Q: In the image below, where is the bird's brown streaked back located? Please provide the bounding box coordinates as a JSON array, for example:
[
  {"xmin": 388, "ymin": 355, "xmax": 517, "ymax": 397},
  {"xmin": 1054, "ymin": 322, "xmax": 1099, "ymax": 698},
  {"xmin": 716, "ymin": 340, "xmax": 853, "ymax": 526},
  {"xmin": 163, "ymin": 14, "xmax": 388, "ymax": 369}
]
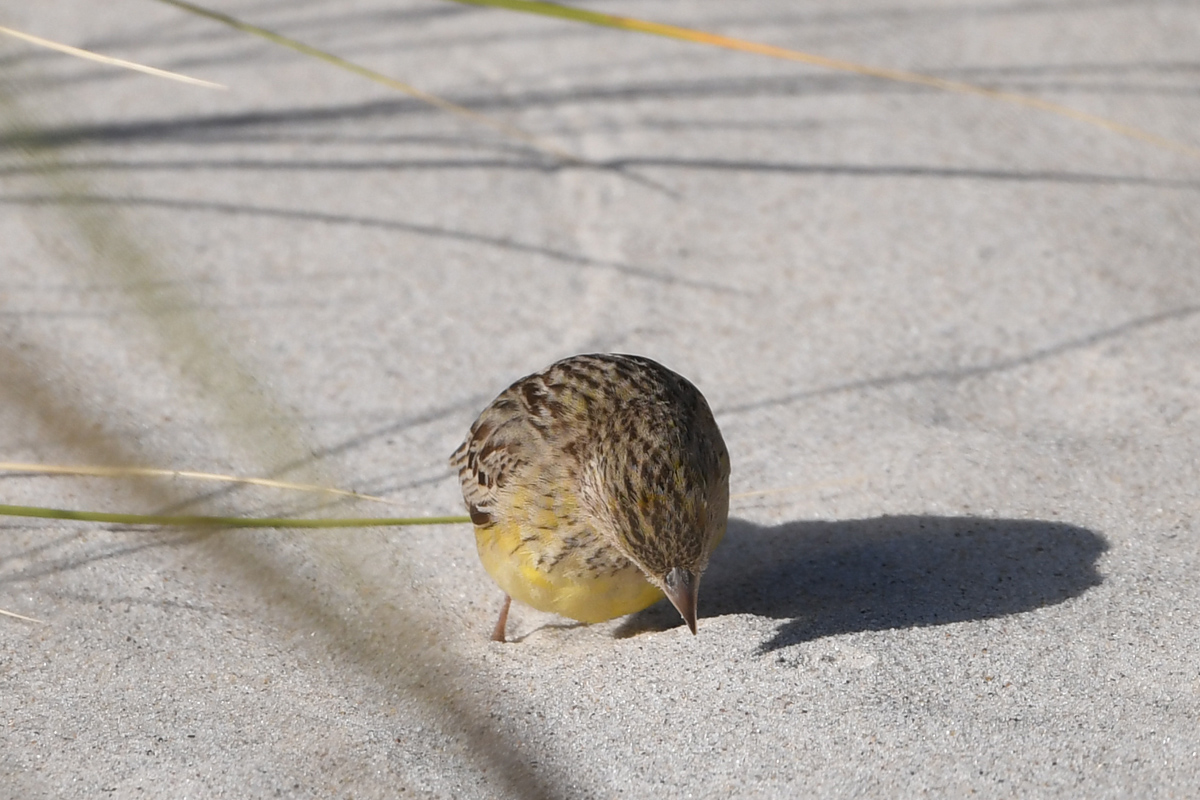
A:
[{"xmin": 452, "ymin": 354, "xmax": 730, "ymax": 641}]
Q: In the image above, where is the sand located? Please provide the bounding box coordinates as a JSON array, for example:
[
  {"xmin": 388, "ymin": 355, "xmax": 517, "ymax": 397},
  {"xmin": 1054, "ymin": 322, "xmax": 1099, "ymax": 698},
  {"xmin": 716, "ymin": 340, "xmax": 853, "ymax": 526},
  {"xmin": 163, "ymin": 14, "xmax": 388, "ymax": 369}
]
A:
[{"xmin": 3, "ymin": 1, "xmax": 1199, "ymax": 797}]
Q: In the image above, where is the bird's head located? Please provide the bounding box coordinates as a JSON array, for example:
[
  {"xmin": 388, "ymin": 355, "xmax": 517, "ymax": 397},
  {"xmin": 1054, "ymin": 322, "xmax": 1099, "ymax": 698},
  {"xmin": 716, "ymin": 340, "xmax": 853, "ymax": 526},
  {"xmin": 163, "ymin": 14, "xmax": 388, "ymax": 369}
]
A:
[{"xmin": 588, "ymin": 435, "xmax": 730, "ymax": 634}]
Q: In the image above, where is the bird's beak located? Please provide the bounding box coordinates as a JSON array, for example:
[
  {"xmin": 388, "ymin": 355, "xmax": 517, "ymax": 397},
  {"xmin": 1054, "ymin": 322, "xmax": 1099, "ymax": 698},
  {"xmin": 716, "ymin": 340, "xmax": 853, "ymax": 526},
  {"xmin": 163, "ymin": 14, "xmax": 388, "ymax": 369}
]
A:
[{"xmin": 663, "ymin": 567, "xmax": 700, "ymax": 634}]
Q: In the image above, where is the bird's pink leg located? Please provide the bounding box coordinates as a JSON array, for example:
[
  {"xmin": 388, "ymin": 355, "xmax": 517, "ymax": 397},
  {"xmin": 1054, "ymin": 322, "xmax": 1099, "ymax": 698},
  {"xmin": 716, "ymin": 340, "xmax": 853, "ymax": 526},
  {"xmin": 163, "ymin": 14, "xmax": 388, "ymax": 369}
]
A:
[{"xmin": 490, "ymin": 594, "xmax": 511, "ymax": 643}]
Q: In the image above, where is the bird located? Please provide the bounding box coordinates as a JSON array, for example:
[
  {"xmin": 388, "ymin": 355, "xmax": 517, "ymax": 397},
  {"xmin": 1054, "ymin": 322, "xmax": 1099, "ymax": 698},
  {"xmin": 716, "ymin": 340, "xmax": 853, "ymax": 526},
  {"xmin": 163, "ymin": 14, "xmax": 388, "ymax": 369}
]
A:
[{"xmin": 451, "ymin": 353, "xmax": 730, "ymax": 642}]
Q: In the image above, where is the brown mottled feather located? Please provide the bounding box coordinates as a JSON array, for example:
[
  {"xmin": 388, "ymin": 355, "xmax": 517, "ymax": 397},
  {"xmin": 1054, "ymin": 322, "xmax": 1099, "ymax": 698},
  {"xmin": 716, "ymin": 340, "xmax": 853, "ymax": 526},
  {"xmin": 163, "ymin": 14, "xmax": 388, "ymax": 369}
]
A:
[{"xmin": 451, "ymin": 353, "xmax": 730, "ymax": 633}]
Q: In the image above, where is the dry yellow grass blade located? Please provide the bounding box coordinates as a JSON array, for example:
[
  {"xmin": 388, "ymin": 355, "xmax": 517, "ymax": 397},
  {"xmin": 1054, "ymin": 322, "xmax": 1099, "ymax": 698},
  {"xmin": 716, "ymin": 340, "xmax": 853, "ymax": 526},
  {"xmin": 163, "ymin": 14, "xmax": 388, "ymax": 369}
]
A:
[
  {"xmin": 0, "ymin": 24, "xmax": 226, "ymax": 89},
  {"xmin": 152, "ymin": 0, "xmax": 581, "ymax": 164},
  {"xmin": 0, "ymin": 461, "xmax": 397, "ymax": 505},
  {"xmin": 449, "ymin": 0, "xmax": 1200, "ymax": 160},
  {"xmin": 0, "ymin": 607, "xmax": 45, "ymax": 624}
]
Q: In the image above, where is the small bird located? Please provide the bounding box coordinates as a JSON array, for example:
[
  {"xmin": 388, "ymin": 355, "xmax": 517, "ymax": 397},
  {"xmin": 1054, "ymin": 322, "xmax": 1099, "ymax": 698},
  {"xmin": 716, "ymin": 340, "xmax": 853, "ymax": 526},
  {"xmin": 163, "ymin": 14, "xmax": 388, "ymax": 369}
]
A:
[{"xmin": 451, "ymin": 353, "xmax": 730, "ymax": 642}]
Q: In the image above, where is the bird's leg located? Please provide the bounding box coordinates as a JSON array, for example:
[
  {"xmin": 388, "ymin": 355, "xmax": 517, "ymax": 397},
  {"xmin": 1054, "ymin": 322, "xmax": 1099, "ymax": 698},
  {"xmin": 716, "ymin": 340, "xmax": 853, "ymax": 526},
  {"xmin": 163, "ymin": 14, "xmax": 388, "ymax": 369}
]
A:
[{"xmin": 490, "ymin": 594, "xmax": 512, "ymax": 643}]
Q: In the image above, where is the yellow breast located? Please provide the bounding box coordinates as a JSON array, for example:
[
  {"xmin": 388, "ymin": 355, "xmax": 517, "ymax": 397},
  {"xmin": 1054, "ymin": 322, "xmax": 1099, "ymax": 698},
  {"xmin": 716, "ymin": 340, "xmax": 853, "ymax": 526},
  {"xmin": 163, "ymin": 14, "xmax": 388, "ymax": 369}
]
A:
[{"xmin": 474, "ymin": 517, "xmax": 664, "ymax": 624}]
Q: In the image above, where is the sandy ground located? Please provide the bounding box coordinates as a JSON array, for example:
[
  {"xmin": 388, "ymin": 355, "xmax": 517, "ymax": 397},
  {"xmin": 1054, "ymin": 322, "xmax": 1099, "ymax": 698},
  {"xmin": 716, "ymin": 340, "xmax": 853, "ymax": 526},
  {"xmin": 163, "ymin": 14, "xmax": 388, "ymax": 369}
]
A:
[{"xmin": 2, "ymin": 1, "xmax": 1199, "ymax": 797}]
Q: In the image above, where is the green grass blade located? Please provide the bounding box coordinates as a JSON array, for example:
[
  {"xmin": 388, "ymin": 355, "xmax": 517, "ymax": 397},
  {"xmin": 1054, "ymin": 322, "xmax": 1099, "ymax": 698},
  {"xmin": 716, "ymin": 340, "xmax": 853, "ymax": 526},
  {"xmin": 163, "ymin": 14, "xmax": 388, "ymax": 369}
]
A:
[
  {"xmin": 152, "ymin": 0, "xmax": 581, "ymax": 163},
  {"xmin": 0, "ymin": 504, "xmax": 470, "ymax": 528}
]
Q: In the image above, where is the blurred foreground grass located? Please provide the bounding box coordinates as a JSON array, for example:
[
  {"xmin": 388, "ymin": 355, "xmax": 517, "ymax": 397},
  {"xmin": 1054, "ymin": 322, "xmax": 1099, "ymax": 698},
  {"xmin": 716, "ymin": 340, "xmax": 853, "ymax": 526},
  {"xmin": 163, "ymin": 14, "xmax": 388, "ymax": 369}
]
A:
[{"xmin": 1, "ymin": 1, "xmax": 1196, "ymax": 796}]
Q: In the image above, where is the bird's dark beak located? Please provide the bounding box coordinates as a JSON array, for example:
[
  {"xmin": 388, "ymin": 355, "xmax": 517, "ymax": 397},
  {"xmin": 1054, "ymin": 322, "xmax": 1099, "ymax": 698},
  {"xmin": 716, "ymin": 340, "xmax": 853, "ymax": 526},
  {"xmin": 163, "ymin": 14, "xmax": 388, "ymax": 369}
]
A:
[{"xmin": 663, "ymin": 567, "xmax": 700, "ymax": 634}]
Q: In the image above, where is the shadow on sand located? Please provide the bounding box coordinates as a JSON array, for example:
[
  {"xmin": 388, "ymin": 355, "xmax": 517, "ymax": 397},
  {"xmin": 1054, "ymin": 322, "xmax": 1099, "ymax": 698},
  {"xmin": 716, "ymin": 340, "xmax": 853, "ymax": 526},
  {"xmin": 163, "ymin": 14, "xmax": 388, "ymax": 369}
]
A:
[{"xmin": 619, "ymin": 515, "xmax": 1108, "ymax": 652}]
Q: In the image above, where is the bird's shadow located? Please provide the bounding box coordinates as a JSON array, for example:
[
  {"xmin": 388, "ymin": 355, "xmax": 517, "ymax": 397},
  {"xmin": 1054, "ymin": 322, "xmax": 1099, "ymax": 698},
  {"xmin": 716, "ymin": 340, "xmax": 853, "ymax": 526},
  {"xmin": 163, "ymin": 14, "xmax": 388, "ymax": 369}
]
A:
[{"xmin": 618, "ymin": 515, "xmax": 1108, "ymax": 652}]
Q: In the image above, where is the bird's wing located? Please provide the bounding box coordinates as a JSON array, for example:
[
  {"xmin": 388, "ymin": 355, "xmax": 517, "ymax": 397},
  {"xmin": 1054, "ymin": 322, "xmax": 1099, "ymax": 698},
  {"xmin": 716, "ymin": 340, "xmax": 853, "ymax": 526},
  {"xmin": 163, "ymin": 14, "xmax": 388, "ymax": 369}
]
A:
[{"xmin": 450, "ymin": 394, "xmax": 538, "ymax": 528}]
